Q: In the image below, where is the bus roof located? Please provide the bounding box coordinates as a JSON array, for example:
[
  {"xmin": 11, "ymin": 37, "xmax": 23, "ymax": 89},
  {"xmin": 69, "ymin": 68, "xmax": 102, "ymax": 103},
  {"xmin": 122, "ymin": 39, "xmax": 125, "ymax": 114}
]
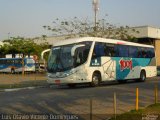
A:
[{"xmin": 52, "ymin": 37, "xmax": 154, "ymax": 48}]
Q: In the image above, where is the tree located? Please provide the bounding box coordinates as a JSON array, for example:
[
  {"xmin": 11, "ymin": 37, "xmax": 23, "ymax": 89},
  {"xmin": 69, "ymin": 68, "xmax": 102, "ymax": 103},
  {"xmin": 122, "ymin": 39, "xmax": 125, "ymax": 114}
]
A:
[
  {"xmin": 1, "ymin": 37, "xmax": 50, "ymax": 74},
  {"xmin": 2, "ymin": 37, "xmax": 50, "ymax": 59},
  {"xmin": 43, "ymin": 17, "xmax": 139, "ymax": 41}
]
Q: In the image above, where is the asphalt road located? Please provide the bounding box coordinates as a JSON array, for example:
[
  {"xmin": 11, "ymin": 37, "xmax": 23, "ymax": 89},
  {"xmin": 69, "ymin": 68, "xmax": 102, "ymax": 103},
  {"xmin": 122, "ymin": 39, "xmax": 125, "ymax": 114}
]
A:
[{"xmin": 0, "ymin": 77, "xmax": 160, "ymax": 120}]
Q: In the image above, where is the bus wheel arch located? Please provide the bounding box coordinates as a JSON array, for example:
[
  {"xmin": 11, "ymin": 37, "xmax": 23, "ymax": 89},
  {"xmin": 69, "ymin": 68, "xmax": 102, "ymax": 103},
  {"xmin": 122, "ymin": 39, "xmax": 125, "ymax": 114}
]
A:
[
  {"xmin": 139, "ymin": 69, "xmax": 146, "ymax": 82},
  {"xmin": 90, "ymin": 71, "xmax": 101, "ymax": 87}
]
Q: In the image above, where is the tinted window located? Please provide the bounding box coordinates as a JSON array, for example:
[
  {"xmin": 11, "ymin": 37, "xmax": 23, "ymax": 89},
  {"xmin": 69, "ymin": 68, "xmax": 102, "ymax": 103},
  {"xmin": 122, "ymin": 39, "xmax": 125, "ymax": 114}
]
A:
[
  {"xmin": 93, "ymin": 42, "xmax": 105, "ymax": 58},
  {"xmin": 15, "ymin": 59, "xmax": 22, "ymax": 64},
  {"xmin": 137, "ymin": 47, "xmax": 142, "ymax": 58},
  {"xmin": 74, "ymin": 41, "xmax": 92, "ymax": 67},
  {"xmin": 129, "ymin": 46, "xmax": 138, "ymax": 57},
  {"xmin": 137, "ymin": 47, "xmax": 155, "ymax": 58},
  {"xmin": 104, "ymin": 44, "xmax": 117, "ymax": 57},
  {"xmin": 6, "ymin": 60, "xmax": 14, "ymax": 64},
  {"xmin": 93, "ymin": 43, "xmax": 155, "ymax": 59},
  {"xmin": 146, "ymin": 48, "xmax": 155, "ymax": 58},
  {"xmin": 0, "ymin": 60, "xmax": 4, "ymax": 64},
  {"xmin": 117, "ymin": 45, "xmax": 129, "ymax": 57},
  {"xmin": 93, "ymin": 43, "xmax": 129, "ymax": 58},
  {"xmin": 138, "ymin": 47, "xmax": 149, "ymax": 58},
  {"xmin": 142, "ymin": 48, "xmax": 147, "ymax": 58}
]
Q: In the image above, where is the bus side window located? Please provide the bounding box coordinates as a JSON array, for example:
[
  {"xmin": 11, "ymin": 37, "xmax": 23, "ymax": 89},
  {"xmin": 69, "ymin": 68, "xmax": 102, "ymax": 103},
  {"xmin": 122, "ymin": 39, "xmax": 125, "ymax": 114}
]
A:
[
  {"xmin": 92, "ymin": 42, "xmax": 105, "ymax": 59},
  {"xmin": 104, "ymin": 44, "xmax": 116, "ymax": 57},
  {"xmin": 75, "ymin": 47, "xmax": 88, "ymax": 66},
  {"xmin": 114, "ymin": 45, "xmax": 119, "ymax": 57},
  {"xmin": 0, "ymin": 60, "xmax": 2, "ymax": 64},
  {"xmin": 6, "ymin": 60, "xmax": 10, "ymax": 65},
  {"xmin": 129, "ymin": 46, "xmax": 138, "ymax": 58},
  {"xmin": 141, "ymin": 48, "xmax": 147, "ymax": 58},
  {"xmin": 146, "ymin": 48, "xmax": 155, "ymax": 58},
  {"xmin": 138, "ymin": 47, "xmax": 148, "ymax": 58},
  {"xmin": 151, "ymin": 48, "xmax": 155, "ymax": 58},
  {"xmin": 15, "ymin": 59, "xmax": 21, "ymax": 64},
  {"xmin": 117, "ymin": 45, "xmax": 129, "ymax": 57},
  {"xmin": 146, "ymin": 48, "xmax": 150, "ymax": 58},
  {"xmin": 137, "ymin": 47, "xmax": 142, "ymax": 58}
]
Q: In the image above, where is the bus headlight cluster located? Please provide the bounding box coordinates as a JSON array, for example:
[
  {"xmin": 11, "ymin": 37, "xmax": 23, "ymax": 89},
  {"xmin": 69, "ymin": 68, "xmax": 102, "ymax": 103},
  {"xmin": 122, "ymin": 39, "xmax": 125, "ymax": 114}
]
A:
[
  {"xmin": 64, "ymin": 69, "xmax": 77, "ymax": 77},
  {"xmin": 48, "ymin": 69, "xmax": 77, "ymax": 78}
]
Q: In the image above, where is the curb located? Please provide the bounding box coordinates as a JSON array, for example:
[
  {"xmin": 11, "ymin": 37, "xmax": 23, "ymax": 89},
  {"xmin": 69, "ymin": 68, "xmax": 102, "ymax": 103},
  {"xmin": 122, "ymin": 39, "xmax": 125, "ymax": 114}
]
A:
[{"xmin": 0, "ymin": 86, "xmax": 45, "ymax": 92}]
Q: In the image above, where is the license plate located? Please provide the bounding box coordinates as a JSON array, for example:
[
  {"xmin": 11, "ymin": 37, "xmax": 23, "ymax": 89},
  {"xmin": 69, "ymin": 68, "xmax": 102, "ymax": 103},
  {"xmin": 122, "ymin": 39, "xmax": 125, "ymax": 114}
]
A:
[{"xmin": 55, "ymin": 80, "xmax": 60, "ymax": 84}]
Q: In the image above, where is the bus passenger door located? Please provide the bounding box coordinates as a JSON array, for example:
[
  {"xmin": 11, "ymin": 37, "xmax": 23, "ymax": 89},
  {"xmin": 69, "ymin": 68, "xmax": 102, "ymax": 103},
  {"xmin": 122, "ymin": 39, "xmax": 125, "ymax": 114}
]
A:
[{"xmin": 90, "ymin": 42, "xmax": 116, "ymax": 81}]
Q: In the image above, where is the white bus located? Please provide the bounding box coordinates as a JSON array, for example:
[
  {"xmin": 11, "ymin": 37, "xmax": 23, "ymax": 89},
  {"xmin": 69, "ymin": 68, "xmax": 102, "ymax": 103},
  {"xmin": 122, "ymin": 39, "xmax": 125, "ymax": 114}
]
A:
[{"xmin": 47, "ymin": 37, "xmax": 157, "ymax": 87}]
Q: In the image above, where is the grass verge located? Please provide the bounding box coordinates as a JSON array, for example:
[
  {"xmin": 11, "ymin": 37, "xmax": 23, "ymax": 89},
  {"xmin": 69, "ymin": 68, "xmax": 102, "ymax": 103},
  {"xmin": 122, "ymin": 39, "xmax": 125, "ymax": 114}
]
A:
[{"xmin": 110, "ymin": 103, "xmax": 160, "ymax": 120}]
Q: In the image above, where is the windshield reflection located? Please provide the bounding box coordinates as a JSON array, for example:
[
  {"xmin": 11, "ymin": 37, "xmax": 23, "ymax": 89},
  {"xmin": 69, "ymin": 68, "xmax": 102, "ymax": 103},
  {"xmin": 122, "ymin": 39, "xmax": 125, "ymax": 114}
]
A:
[{"xmin": 47, "ymin": 41, "xmax": 92, "ymax": 73}]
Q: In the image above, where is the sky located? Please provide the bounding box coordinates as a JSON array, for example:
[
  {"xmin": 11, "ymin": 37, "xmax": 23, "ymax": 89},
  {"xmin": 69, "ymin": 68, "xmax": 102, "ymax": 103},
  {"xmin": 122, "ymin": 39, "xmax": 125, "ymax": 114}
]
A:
[{"xmin": 0, "ymin": 0, "xmax": 160, "ymax": 40}]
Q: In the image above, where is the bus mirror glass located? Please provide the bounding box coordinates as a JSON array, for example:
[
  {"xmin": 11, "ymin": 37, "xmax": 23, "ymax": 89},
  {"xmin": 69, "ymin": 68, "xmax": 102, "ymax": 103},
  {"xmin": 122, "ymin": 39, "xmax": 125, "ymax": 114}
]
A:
[{"xmin": 71, "ymin": 44, "xmax": 85, "ymax": 57}]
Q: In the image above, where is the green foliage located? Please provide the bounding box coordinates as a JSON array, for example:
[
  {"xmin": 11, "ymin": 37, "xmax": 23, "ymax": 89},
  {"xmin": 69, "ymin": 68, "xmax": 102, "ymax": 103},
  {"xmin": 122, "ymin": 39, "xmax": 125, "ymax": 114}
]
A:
[
  {"xmin": 109, "ymin": 103, "xmax": 160, "ymax": 120},
  {"xmin": 1, "ymin": 37, "xmax": 50, "ymax": 59},
  {"xmin": 43, "ymin": 17, "xmax": 139, "ymax": 41}
]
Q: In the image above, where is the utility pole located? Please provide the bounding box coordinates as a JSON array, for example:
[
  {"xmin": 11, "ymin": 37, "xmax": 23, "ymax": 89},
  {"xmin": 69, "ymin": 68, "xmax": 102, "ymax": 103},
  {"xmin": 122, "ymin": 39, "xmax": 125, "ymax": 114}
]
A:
[
  {"xmin": 92, "ymin": 0, "xmax": 99, "ymax": 32},
  {"xmin": 8, "ymin": 32, "xmax": 10, "ymax": 40}
]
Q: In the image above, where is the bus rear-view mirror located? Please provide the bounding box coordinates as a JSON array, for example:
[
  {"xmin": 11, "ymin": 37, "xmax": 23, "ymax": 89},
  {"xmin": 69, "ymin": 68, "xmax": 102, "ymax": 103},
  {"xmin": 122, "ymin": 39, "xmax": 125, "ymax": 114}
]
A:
[{"xmin": 71, "ymin": 44, "xmax": 85, "ymax": 56}]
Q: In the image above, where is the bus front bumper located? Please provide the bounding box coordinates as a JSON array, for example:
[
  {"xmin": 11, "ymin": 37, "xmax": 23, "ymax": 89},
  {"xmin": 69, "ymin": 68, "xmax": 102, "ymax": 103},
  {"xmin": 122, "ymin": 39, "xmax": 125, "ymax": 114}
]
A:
[{"xmin": 47, "ymin": 75, "xmax": 89, "ymax": 85}]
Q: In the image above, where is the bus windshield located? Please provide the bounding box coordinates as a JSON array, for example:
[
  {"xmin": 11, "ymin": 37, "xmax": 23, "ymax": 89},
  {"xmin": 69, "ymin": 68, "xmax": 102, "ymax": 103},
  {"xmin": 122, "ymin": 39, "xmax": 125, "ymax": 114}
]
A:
[{"xmin": 47, "ymin": 41, "xmax": 92, "ymax": 73}]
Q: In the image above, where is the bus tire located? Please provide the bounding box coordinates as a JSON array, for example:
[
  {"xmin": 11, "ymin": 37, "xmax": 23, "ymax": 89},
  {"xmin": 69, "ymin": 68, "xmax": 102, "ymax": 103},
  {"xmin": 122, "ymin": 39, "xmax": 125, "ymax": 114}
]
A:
[
  {"xmin": 90, "ymin": 72, "xmax": 101, "ymax": 87},
  {"xmin": 139, "ymin": 70, "xmax": 146, "ymax": 82},
  {"xmin": 11, "ymin": 69, "xmax": 15, "ymax": 74}
]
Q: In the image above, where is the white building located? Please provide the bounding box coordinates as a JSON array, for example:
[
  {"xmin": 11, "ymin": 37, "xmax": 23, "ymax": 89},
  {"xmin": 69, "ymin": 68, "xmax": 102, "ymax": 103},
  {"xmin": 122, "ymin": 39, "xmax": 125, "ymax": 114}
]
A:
[{"xmin": 131, "ymin": 26, "xmax": 160, "ymax": 66}]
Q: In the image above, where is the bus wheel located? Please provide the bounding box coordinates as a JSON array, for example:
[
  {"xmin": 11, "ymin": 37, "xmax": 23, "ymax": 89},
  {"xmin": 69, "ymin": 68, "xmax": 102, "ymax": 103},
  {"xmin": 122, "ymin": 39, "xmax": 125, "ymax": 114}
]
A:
[
  {"xmin": 139, "ymin": 70, "xmax": 146, "ymax": 82},
  {"xmin": 11, "ymin": 69, "xmax": 15, "ymax": 74},
  {"xmin": 91, "ymin": 73, "xmax": 100, "ymax": 87}
]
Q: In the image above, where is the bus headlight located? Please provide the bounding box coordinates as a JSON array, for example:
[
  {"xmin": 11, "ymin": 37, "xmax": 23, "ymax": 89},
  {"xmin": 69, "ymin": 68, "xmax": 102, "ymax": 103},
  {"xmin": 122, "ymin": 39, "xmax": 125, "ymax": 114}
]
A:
[
  {"xmin": 48, "ymin": 69, "xmax": 78, "ymax": 78},
  {"xmin": 64, "ymin": 69, "xmax": 77, "ymax": 77}
]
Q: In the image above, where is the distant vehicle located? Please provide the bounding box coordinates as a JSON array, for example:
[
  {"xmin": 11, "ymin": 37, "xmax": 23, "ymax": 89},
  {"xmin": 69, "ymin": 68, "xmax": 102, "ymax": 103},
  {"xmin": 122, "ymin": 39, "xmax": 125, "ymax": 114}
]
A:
[
  {"xmin": 0, "ymin": 58, "xmax": 35, "ymax": 73},
  {"xmin": 157, "ymin": 66, "xmax": 160, "ymax": 76},
  {"xmin": 47, "ymin": 37, "xmax": 157, "ymax": 87},
  {"xmin": 35, "ymin": 62, "xmax": 46, "ymax": 72}
]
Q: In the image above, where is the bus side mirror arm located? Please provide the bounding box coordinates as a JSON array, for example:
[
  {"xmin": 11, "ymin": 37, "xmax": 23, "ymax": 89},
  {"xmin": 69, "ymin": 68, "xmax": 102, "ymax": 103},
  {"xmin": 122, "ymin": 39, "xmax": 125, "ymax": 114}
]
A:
[
  {"xmin": 71, "ymin": 44, "xmax": 85, "ymax": 57},
  {"xmin": 41, "ymin": 49, "xmax": 51, "ymax": 60}
]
